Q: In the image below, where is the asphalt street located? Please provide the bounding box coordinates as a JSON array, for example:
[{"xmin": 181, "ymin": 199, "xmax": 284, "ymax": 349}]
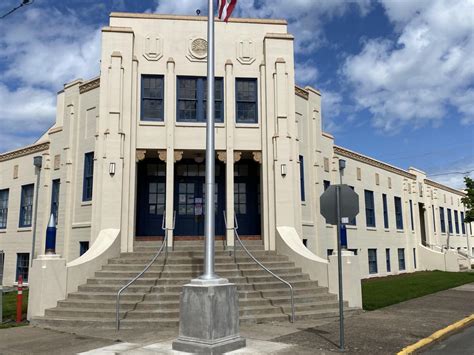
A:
[{"xmin": 422, "ymin": 324, "xmax": 474, "ymax": 355}]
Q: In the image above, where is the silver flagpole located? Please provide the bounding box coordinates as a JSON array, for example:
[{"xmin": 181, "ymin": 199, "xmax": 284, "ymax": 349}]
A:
[{"xmin": 201, "ymin": 0, "xmax": 217, "ymax": 280}]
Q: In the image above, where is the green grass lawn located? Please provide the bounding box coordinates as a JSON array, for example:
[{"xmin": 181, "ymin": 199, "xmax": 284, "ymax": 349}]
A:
[
  {"xmin": 362, "ymin": 271, "xmax": 474, "ymax": 311},
  {"xmin": 1, "ymin": 289, "xmax": 29, "ymax": 327}
]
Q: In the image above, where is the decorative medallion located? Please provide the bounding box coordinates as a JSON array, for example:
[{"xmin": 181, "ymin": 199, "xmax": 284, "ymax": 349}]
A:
[
  {"xmin": 217, "ymin": 151, "xmax": 226, "ymax": 163},
  {"xmin": 157, "ymin": 150, "xmax": 167, "ymax": 162},
  {"xmin": 174, "ymin": 150, "xmax": 184, "ymax": 163},
  {"xmin": 252, "ymin": 151, "xmax": 262, "ymax": 164},
  {"xmin": 187, "ymin": 37, "xmax": 208, "ymax": 62},
  {"xmin": 136, "ymin": 149, "xmax": 146, "ymax": 162}
]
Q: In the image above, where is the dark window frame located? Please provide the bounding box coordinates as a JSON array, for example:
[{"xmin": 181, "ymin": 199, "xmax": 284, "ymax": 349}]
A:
[
  {"xmin": 409, "ymin": 200, "xmax": 414, "ymax": 231},
  {"xmin": 447, "ymin": 208, "xmax": 453, "ymax": 234},
  {"xmin": 382, "ymin": 193, "xmax": 389, "ymax": 229},
  {"xmin": 19, "ymin": 184, "xmax": 34, "ymax": 228},
  {"xmin": 50, "ymin": 179, "xmax": 60, "ymax": 225},
  {"xmin": 460, "ymin": 211, "xmax": 466, "ymax": 235},
  {"xmin": 299, "ymin": 155, "xmax": 305, "ymax": 202},
  {"xmin": 386, "ymin": 248, "xmax": 391, "ymax": 272},
  {"xmin": 82, "ymin": 152, "xmax": 94, "ymax": 201},
  {"xmin": 0, "ymin": 189, "xmax": 9, "ymax": 229},
  {"xmin": 432, "ymin": 205, "xmax": 436, "ymax": 232},
  {"xmin": 440, "ymin": 207, "xmax": 446, "ymax": 233},
  {"xmin": 348, "ymin": 186, "xmax": 357, "ymax": 225},
  {"xmin": 141, "ymin": 74, "xmax": 165, "ymax": 121},
  {"xmin": 364, "ymin": 190, "xmax": 376, "ymax": 227},
  {"xmin": 398, "ymin": 248, "xmax": 406, "ymax": 271},
  {"xmin": 16, "ymin": 253, "xmax": 29, "ymax": 282},
  {"xmin": 368, "ymin": 248, "xmax": 378, "ymax": 274},
  {"xmin": 454, "ymin": 210, "xmax": 460, "ymax": 234},
  {"xmin": 236, "ymin": 78, "xmax": 258, "ymax": 123},
  {"xmin": 394, "ymin": 196, "xmax": 403, "ymax": 230},
  {"xmin": 177, "ymin": 76, "xmax": 224, "ymax": 123}
]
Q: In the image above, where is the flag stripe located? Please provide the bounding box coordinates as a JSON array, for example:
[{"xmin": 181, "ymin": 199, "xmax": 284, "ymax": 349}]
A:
[{"xmin": 217, "ymin": 0, "xmax": 237, "ymax": 22}]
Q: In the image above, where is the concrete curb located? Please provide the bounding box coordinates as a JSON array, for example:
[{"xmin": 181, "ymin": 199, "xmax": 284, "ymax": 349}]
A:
[{"xmin": 397, "ymin": 314, "xmax": 474, "ymax": 354}]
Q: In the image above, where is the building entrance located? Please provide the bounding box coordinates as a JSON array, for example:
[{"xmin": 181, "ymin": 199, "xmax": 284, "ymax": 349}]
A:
[{"xmin": 174, "ymin": 160, "xmax": 225, "ymax": 237}]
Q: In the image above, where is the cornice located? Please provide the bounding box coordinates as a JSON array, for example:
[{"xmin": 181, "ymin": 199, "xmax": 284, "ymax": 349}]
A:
[
  {"xmin": 334, "ymin": 145, "xmax": 416, "ymax": 180},
  {"xmin": 322, "ymin": 132, "xmax": 334, "ymax": 140},
  {"xmin": 0, "ymin": 142, "xmax": 50, "ymax": 162},
  {"xmin": 295, "ymin": 86, "xmax": 309, "ymax": 100},
  {"xmin": 79, "ymin": 77, "xmax": 100, "ymax": 94},
  {"xmin": 424, "ymin": 179, "xmax": 465, "ymax": 197}
]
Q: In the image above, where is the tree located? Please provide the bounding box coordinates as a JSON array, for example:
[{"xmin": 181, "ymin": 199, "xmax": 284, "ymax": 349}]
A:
[{"xmin": 461, "ymin": 177, "xmax": 474, "ymax": 223}]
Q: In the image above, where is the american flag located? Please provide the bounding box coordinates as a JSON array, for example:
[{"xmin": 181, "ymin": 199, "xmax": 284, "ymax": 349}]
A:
[{"xmin": 217, "ymin": 0, "xmax": 237, "ymax": 22}]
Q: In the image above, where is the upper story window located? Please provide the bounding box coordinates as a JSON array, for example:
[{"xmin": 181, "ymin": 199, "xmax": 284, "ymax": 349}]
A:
[
  {"xmin": 439, "ymin": 207, "xmax": 446, "ymax": 233},
  {"xmin": 394, "ymin": 196, "xmax": 403, "ymax": 230},
  {"xmin": 299, "ymin": 155, "xmax": 305, "ymax": 202},
  {"xmin": 0, "ymin": 189, "xmax": 9, "ymax": 229},
  {"xmin": 141, "ymin": 75, "xmax": 164, "ymax": 121},
  {"xmin": 382, "ymin": 193, "xmax": 389, "ymax": 229},
  {"xmin": 19, "ymin": 184, "xmax": 34, "ymax": 227},
  {"xmin": 460, "ymin": 211, "xmax": 466, "ymax": 235},
  {"xmin": 50, "ymin": 179, "xmax": 60, "ymax": 225},
  {"xmin": 364, "ymin": 190, "xmax": 375, "ymax": 227},
  {"xmin": 177, "ymin": 76, "xmax": 223, "ymax": 123},
  {"xmin": 236, "ymin": 78, "xmax": 258, "ymax": 123},
  {"xmin": 409, "ymin": 200, "xmax": 414, "ymax": 231},
  {"xmin": 447, "ymin": 208, "xmax": 453, "ymax": 234},
  {"xmin": 454, "ymin": 210, "xmax": 460, "ymax": 234},
  {"xmin": 83, "ymin": 152, "xmax": 94, "ymax": 201},
  {"xmin": 348, "ymin": 186, "xmax": 356, "ymax": 226}
]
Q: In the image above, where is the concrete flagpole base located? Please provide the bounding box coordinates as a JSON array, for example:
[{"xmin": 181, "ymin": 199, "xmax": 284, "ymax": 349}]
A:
[{"xmin": 172, "ymin": 278, "xmax": 246, "ymax": 354}]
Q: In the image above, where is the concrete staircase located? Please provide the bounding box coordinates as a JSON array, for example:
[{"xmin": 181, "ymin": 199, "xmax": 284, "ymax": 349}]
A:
[{"xmin": 32, "ymin": 240, "xmax": 348, "ymax": 329}]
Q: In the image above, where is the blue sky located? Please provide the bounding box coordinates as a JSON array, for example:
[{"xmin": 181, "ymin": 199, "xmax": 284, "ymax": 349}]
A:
[{"xmin": 0, "ymin": 0, "xmax": 473, "ymax": 188}]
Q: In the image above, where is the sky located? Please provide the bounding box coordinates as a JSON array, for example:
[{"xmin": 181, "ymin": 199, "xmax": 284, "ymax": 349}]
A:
[{"xmin": 0, "ymin": 0, "xmax": 473, "ymax": 189}]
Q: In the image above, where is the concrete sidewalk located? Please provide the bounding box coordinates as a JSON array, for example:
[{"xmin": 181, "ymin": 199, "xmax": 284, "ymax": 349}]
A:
[{"xmin": 1, "ymin": 283, "xmax": 473, "ymax": 354}]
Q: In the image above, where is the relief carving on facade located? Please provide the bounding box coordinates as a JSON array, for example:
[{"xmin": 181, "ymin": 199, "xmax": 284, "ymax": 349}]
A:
[
  {"xmin": 136, "ymin": 149, "xmax": 146, "ymax": 162},
  {"xmin": 186, "ymin": 37, "xmax": 208, "ymax": 62},
  {"xmin": 234, "ymin": 151, "xmax": 242, "ymax": 163},
  {"xmin": 236, "ymin": 39, "xmax": 256, "ymax": 65},
  {"xmin": 252, "ymin": 151, "xmax": 262, "ymax": 164},
  {"xmin": 217, "ymin": 151, "xmax": 226, "ymax": 163},
  {"xmin": 174, "ymin": 150, "xmax": 184, "ymax": 163},
  {"xmin": 143, "ymin": 34, "xmax": 163, "ymax": 61},
  {"xmin": 157, "ymin": 149, "xmax": 167, "ymax": 162}
]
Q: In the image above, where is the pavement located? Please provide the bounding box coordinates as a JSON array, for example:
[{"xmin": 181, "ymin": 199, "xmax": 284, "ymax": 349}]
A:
[
  {"xmin": 421, "ymin": 324, "xmax": 474, "ymax": 354},
  {"xmin": 0, "ymin": 283, "xmax": 473, "ymax": 354}
]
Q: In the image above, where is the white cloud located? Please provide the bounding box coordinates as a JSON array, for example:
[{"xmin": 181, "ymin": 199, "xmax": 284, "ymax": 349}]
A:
[
  {"xmin": 343, "ymin": 0, "xmax": 474, "ymax": 132},
  {"xmin": 295, "ymin": 61, "xmax": 318, "ymax": 86},
  {"xmin": 321, "ymin": 90, "xmax": 344, "ymax": 132},
  {"xmin": 0, "ymin": 6, "xmax": 101, "ymax": 152}
]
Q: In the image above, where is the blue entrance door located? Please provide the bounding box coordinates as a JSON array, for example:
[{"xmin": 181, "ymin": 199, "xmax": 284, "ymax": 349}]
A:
[
  {"xmin": 234, "ymin": 161, "xmax": 261, "ymax": 236},
  {"xmin": 136, "ymin": 160, "xmax": 166, "ymax": 237},
  {"xmin": 174, "ymin": 161, "xmax": 225, "ymax": 237}
]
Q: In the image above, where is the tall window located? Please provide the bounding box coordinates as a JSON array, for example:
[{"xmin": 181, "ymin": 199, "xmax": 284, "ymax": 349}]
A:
[
  {"xmin": 454, "ymin": 210, "xmax": 460, "ymax": 234},
  {"xmin": 394, "ymin": 196, "xmax": 403, "ymax": 230},
  {"xmin": 409, "ymin": 200, "xmax": 414, "ymax": 231},
  {"xmin": 0, "ymin": 189, "xmax": 8, "ymax": 229},
  {"xmin": 177, "ymin": 76, "xmax": 224, "ymax": 123},
  {"xmin": 368, "ymin": 249, "xmax": 378, "ymax": 274},
  {"xmin": 413, "ymin": 248, "xmax": 417, "ymax": 269},
  {"xmin": 447, "ymin": 208, "xmax": 453, "ymax": 234},
  {"xmin": 398, "ymin": 248, "xmax": 406, "ymax": 271},
  {"xmin": 141, "ymin": 75, "xmax": 164, "ymax": 121},
  {"xmin": 440, "ymin": 207, "xmax": 446, "ymax": 233},
  {"xmin": 16, "ymin": 253, "xmax": 29, "ymax": 282},
  {"xmin": 299, "ymin": 155, "xmax": 305, "ymax": 202},
  {"xmin": 461, "ymin": 212, "xmax": 466, "ymax": 235},
  {"xmin": 386, "ymin": 248, "xmax": 391, "ymax": 272},
  {"xmin": 236, "ymin": 78, "xmax": 258, "ymax": 123},
  {"xmin": 50, "ymin": 179, "xmax": 60, "ymax": 225},
  {"xmin": 432, "ymin": 205, "xmax": 436, "ymax": 232},
  {"xmin": 365, "ymin": 190, "xmax": 375, "ymax": 227},
  {"xmin": 382, "ymin": 193, "xmax": 389, "ymax": 229},
  {"xmin": 348, "ymin": 186, "xmax": 357, "ymax": 225},
  {"xmin": 19, "ymin": 184, "xmax": 34, "ymax": 227},
  {"xmin": 83, "ymin": 152, "xmax": 94, "ymax": 201}
]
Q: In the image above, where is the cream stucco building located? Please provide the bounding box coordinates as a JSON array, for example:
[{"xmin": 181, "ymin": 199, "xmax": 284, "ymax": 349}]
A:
[{"xmin": 0, "ymin": 13, "xmax": 472, "ymax": 309}]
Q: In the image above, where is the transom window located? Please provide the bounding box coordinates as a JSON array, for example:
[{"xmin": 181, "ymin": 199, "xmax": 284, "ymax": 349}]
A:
[
  {"xmin": 147, "ymin": 163, "xmax": 166, "ymax": 176},
  {"xmin": 141, "ymin": 75, "xmax": 164, "ymax": 121},
  {"xmin": 177, "ymin": 164, "xmax": 220, "ymax": 177},
  {"xmin": 177, "ymin": 76, "xmax": 224, "ymax": 123},
  {"xmin": 236, "ymin": 78, "xmax": 258, "ymax": 123}
]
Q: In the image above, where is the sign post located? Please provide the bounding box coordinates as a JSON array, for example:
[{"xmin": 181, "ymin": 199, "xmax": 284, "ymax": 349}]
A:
[{"xmin": 320, "ymin": 183, "xmax": 359, "ymax": 351}]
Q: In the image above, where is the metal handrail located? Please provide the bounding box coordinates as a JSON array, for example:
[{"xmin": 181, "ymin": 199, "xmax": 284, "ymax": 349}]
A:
[
  {"xmin": 115, "ymin": 211, "xmax": 175, "ymax": 330},
  {"xmin": 223, "ymin": 212, "xmax": 295, "ymax": 323}
]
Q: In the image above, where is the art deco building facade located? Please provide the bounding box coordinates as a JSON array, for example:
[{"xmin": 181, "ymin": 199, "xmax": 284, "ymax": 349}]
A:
[{"xmin": 0, "ymin": 13, "xmax": 472, "ymax": 295}]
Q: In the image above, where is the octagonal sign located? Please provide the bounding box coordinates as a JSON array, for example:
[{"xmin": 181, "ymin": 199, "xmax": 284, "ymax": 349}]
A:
[{"xmin": 320, "ymin": 184, "xmax": 359, "ymax": 225}]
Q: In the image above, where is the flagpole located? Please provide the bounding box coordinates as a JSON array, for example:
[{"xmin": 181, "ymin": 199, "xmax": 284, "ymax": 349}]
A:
[{"xmin": 201, "ymin": 0, "xmax": 217, "ymax": 280}]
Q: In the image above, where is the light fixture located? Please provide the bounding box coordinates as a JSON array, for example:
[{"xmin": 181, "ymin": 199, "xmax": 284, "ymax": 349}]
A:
[
  {"xmin": 339, "ymin": 159, "xmax": 346, "ymax": 171},
  {"xmin": 33, "ymin": 156, "xmax": 43, "ymax": 168},
  {"xmin": 109, "ymin": 162, "xmax": 116, "ymax": 176},
  {"xmin": 281, "ymin": 164, "xmax": 287, "ymax": 176}
]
